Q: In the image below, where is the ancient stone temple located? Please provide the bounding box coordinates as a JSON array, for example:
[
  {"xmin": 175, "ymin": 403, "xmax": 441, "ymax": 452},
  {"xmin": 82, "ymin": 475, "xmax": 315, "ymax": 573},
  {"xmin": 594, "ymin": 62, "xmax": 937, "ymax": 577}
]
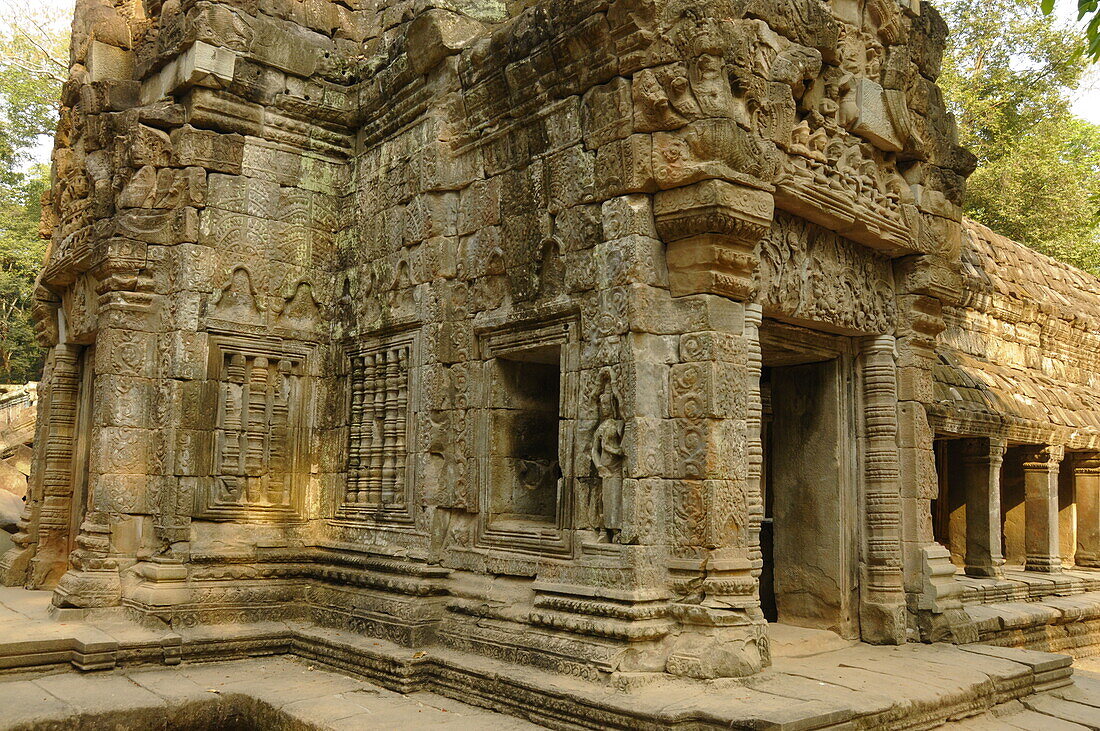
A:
[{"xmin": 5, "ymin": 0, "xmax": 1100, "ymax": 713}]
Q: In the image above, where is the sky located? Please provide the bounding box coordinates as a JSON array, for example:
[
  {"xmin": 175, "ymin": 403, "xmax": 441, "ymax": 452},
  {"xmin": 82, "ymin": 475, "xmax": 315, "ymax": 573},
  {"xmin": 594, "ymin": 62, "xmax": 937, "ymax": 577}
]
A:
[{"xmin": 7, "ymin": 0, "xmax": 1100, "ymax": 147}]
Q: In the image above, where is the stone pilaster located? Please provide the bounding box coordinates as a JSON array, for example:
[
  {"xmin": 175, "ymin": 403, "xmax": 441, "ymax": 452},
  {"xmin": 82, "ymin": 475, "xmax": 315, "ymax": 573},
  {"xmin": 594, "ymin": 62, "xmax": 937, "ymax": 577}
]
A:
[
  {"xmin": 1022, "ymin": 445, "xmax": 1065, "ymax": 573},
  {"xmin": 3, "ymin": 346, "xmax": 84, "ymax": 589},
  {"xmin": 663, "ymin": 302, "xmax": 767, "ymax": 679},
  {"xmin": 893, "ymin": 255, "xmax": 964, "ymax": 618},
  {"xmin": 962, "ymin": 437, "xmax": 1006, "ymax": 578},
  {"xmin": 1, "ymin": 347, "xmax": 58, "ymax": 586},
  {"xmin": 1073, "ymin": 453, "xmax": 1100, "ymax": 567},
  {"xmin": 53, "ymin": 289, "xmax": 161, "ymax": 608},
  {"xmin": 649, "ymin": 175, "xmax": 772, "ymax": 678}
]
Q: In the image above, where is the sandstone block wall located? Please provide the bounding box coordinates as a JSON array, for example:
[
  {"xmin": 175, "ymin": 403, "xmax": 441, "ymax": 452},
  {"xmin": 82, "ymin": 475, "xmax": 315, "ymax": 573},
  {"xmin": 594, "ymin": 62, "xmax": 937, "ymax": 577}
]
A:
[{"xmin": 2, "ymin": 0, "xmax": 978, "ymax": 679}]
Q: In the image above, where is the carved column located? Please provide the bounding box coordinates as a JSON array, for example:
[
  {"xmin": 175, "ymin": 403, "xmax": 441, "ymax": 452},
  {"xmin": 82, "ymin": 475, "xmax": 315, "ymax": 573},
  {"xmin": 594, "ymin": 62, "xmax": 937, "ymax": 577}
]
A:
[
  {"xmin": 859, "ymin": 335, "xmax": 906, "ymax": 643},
  {"xmin": 1073, "ymin": 453, "xmax": 1100, "ymax": 567},
  {"xmin": 743, "ymin": 305, "xmax": 765, "ymax": 609},
  {"xmin": 961, "ymin": 437, "xmax": 1006, "ymax": 578},
  {"xmin": 1022, "ymin": 445, "xmax": 1064, "ymax": 573}
]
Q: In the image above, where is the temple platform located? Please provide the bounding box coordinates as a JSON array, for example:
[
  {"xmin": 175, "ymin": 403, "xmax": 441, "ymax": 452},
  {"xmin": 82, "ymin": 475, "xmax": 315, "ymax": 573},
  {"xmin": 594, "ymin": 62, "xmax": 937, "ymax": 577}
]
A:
[{"xmin": 2, "ymin": 588, "xmax": 1100, "ymax": 729}]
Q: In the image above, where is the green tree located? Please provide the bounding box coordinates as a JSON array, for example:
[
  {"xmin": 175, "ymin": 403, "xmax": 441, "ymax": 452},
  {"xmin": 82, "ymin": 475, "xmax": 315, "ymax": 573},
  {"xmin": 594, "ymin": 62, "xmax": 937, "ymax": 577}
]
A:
[
  {"xmin": 938, "ymin": 0, "xmax": 1100, "ymax": 274},
  {"xmin": 1043, "ymin": 0, "xmax": 1100, "ymax": 61},
  {"xmin": 0, "ymin": 8, "xmax": 69, "ymax": 382},
  {"xmin": 0, "ymin": 166, "xmax": 49, "ymax": 382}
]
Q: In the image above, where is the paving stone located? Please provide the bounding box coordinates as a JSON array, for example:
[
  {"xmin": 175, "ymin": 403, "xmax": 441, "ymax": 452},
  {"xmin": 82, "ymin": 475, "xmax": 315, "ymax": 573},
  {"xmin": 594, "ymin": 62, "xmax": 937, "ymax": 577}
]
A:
[
  {"xmin": 0, "ymin": 678, "xmax": 75, "ymax": 729},
  {"xmin": 962, "ymin": 644, "xmax": 1072, "ymax": 674},
  {"xmin": 1021, "ymin": 696, "xmax": 1100, "ymax": 728},
  {"xmin": 1001, "ymin": 708, "xmax": 1091, "ymax": 730}
]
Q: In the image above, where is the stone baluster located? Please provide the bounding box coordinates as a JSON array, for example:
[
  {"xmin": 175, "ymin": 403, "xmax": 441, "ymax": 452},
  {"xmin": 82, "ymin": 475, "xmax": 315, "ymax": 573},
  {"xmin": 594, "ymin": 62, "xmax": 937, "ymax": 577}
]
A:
[
  {"xmin": 961, "ymin": 437, "xmax": 1006, "ymax": 578},
  {"xmin": 382, "ymin": 348, "xmax": 399, "ymax": 504},
  {"xmin": 369, "ymin": 351, "xmax": 385, "ymax": 504},
  {"xmin": 1022, "ymin": 445, "xmax": 1064, "ymax": 573},
  {"xmin": 348, "ymin": 355, "xmax": 365, "ymax": 504},
  {"xmin": 393, "ymin": 346, "xmax": 409, "ymax": 507}
]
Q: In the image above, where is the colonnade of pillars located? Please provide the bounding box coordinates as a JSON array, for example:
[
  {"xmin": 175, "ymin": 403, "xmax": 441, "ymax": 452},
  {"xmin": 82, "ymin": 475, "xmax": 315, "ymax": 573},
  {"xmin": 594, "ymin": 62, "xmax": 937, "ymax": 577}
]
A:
[{"xmin": 936, "ymin": 438, "xmax": 1100, "ymax": 578}]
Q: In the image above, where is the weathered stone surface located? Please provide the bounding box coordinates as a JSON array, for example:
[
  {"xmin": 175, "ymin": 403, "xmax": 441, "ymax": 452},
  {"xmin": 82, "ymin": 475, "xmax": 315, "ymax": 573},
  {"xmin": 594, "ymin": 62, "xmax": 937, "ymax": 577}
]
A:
[{"xmin": 6, "ymin": 0, "xmax": 1100, "ymax": 711}]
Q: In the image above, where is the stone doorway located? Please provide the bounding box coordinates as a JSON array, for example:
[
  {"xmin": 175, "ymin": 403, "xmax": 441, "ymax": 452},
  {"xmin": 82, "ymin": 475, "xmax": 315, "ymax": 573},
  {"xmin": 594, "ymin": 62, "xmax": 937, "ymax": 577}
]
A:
[{"xmin": 759, "ymin": 323, "xmax": 860, "ymax": 639}]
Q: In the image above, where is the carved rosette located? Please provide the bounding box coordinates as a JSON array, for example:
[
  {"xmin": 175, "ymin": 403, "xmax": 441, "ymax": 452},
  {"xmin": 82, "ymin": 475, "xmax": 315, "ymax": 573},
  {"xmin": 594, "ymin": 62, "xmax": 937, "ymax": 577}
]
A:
[{"xmin": 654, "ymin": 179, "xmax": 774, "ymax": 301}]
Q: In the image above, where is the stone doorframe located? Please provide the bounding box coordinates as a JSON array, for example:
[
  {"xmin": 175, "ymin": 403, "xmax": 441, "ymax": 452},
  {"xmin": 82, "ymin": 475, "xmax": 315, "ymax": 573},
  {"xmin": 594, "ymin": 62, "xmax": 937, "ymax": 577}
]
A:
[
  {"xmin": 749, "ymin": 320, "xmax": 906, "ymax": 644},
  {"xmin": 0, "ymin": 343, "xmax": 86, "ymax": 589},
  {"xmin": 757, "ymin": 321, "xmax": 861, "ymax": 639}
]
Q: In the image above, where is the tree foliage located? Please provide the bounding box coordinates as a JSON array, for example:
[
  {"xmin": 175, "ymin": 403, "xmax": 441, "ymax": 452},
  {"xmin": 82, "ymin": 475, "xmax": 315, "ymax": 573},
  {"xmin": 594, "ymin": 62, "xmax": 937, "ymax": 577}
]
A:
[
  {"xmin": 1044, "ymin": 0, "xmax": 1100, "ymax": 61},
  {"xmin": 0, "ymin": 167, "xmax": 49, "ymax": 382},
  {"xmin": 0, "ymin": 8, "xmax": 69, "ymax": 382},
  {"xmin": 938, "ymin": 0, "xmax": 1100, "ymax": 275}
]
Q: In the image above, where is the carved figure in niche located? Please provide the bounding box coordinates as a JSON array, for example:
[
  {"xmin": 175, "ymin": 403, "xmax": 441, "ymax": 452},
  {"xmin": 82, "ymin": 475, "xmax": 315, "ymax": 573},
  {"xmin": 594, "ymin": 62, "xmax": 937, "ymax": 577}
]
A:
[
  {"xmin": 835, "ymin": 74, "xmax": 860, "ymax": 132},
  {"xmin": 590, "ymin": 371, "xmax": 625, "ymax": 542},
  {"xmin": 211, "ymin": 267, "xmax": 264, "ymax": 326},
  {"xmin": 275, "ymin": 280, "xmax": 322, "ymax": 332},
  {"xmin": 808, "ymin": 126, "xmax": 829, "ymax": 163},
  {"xmin": 635, "ymin": 64, "xmax": 699, "ymax": 130},
  {"xmin": 535, "ymin": 237, "xmax": 565, "ymax": 298}
]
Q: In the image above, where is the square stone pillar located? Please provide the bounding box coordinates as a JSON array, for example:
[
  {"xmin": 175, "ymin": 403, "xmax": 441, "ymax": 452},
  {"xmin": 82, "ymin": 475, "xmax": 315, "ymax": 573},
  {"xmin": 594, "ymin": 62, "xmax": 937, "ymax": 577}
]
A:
[
  {"xmin": 1073, "ymin": 453, "xmax": 1100, "ymax": 567},
  {"xmin": 961, "ymin": 437, "xmax": 1006, "ymax": 578},
  {"xmin": 1022, "ymin": 445, "xmax": 1064, "ymax": 573}
]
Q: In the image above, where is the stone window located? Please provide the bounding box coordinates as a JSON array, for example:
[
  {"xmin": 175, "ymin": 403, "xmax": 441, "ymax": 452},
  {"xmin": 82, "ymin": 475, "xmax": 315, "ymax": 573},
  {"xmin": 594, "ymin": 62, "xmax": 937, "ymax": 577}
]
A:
[
  {"xmin": 476, "ymin": 316, "xmax": 577, "ymax": 555},
  {"xmin": 338, "ymin": 330, "xmax": 418, "ymax": 525},
  {"xmin": 194, "ymin": 333, "xmax": 313, "ymax": 521}
]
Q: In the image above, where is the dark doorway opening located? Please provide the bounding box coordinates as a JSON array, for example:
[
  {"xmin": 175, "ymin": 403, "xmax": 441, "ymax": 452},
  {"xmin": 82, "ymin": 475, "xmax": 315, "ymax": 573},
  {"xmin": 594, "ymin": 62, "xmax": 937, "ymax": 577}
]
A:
[{"xmin": 757, "ymin": 322, "xmax": 858, "ymax": 638}]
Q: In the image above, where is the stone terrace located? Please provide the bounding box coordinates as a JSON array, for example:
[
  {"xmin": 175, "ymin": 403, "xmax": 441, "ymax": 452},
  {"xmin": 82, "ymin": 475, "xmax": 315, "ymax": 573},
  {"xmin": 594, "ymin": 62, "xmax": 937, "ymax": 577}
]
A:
[{"xmin": 1, "ymin": 586, "xmax": 1099, "ymax": 729}]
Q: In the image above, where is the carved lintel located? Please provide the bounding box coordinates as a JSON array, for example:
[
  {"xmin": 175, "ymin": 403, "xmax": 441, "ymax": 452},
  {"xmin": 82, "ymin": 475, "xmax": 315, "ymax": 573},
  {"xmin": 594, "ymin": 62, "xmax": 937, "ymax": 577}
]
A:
[{"xmin": 654, "ymin": 180, "xmax": 774, "ymax": 301}]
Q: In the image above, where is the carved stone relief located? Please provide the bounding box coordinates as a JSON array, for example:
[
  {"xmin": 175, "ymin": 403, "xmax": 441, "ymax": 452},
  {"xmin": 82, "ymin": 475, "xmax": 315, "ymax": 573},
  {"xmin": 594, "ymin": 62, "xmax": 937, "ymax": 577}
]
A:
[
  {"xmin": 193, "ymin": 333, "xmax": 312, "ymax": 521},
  {"xmin": 754, "ymin": 212, "xmax": 896, "ymax": 333}
]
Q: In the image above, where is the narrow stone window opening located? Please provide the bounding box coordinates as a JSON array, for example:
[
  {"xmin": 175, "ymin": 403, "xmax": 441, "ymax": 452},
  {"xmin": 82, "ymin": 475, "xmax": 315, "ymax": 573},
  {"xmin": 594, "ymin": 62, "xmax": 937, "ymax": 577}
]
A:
[{"xmin": 488, "ymin": 345, "xmax": 562, "ymax": 529}]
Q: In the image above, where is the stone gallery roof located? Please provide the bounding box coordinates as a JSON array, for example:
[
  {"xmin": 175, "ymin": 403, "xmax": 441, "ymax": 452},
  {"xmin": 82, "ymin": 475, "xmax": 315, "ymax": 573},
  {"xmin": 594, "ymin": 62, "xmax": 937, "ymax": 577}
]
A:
[{"xmin": 933, "ymin": 220, "xmax": 1100, "ymax": 447}]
